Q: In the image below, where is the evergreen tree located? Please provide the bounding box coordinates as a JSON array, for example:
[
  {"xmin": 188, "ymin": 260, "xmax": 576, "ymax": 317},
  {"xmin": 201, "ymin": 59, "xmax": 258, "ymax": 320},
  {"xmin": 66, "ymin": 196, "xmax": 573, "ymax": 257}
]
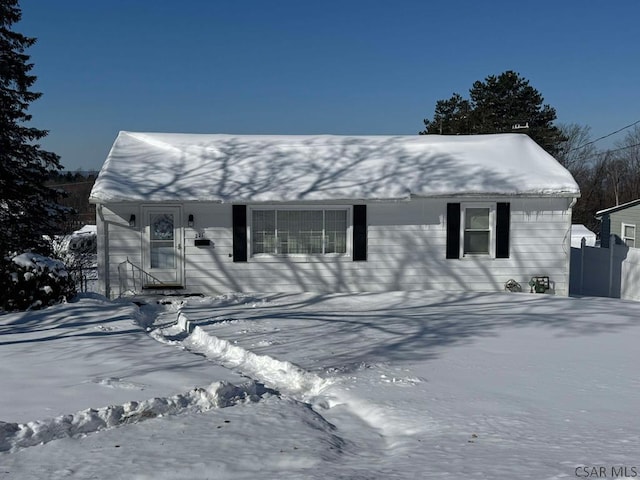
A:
[
  {"xmin": 422, "ymin": 93, "xmax": 473, "ymax": 135},
  {"xmin": 0, "ymin": 0, "xmax": 67, "ymax": 256},
  {"xmin": 420, "ymin": 71, "xmax": 565, "ymax": 156}
]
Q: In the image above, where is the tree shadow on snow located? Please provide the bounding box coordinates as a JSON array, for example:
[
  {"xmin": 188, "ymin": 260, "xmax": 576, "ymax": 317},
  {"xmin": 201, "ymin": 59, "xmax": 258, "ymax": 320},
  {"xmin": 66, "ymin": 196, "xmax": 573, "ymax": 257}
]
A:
[{"xmin": 181, "ymin": 291, "xmax": 640, "ymax": 369}]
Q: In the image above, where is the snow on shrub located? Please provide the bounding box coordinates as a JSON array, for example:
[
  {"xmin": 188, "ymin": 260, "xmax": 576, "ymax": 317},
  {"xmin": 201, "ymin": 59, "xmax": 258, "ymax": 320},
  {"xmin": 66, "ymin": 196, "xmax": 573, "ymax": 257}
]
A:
[
  {"xmin": 50, "ymin": 225, "xmax": 98, "ymax": 293},
  {"xmin": 0, "ymin": 252, "xmax": 77, "ymax": 311}
]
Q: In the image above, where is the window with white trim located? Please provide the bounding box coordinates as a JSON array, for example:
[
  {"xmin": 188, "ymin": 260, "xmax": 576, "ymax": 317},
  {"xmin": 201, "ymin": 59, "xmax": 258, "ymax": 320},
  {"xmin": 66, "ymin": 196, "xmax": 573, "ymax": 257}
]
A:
[
  {"xmin": 251, "ymin": 208, "xmax": 348, "ymax": 255},
  {"xmin": 622, "ymin": 223, "xmax": 636, "ymax": 247},
  {"xmin": 462, "ymin": 204, "xmax": 495, "ymax": 256}
]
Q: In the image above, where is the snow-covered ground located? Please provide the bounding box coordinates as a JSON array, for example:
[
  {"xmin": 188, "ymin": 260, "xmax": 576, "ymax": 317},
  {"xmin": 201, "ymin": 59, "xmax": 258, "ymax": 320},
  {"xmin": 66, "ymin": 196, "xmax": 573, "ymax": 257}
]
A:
[{"xmin": 1, "ymin": 291, "xmax": 639, "ymax": 479}]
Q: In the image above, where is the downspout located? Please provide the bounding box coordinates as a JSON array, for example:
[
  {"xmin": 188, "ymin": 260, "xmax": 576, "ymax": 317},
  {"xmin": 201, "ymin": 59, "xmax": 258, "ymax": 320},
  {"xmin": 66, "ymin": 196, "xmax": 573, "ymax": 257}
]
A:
[
  {"xmin": 565, "ymin": 196, "xmax": 578, "ymax": 296},
  {"xmin": 609, "ymin": 234, "xmax": 615, "ymax": 298}
]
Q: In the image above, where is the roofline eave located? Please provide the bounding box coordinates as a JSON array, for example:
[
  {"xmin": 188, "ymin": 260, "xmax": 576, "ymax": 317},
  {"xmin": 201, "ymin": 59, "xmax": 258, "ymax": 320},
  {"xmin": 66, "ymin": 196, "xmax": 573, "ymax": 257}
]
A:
[{"xmin": 89, "ymin": 191, "xmax": 580, "ymax": 205}]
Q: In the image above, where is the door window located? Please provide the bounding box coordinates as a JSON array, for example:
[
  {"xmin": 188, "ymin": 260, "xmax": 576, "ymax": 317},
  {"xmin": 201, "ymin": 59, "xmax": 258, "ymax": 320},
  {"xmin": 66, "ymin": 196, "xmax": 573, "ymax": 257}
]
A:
[{"xmin": 150, "ymin": 213, "xmax": 175, "ymax": 268}]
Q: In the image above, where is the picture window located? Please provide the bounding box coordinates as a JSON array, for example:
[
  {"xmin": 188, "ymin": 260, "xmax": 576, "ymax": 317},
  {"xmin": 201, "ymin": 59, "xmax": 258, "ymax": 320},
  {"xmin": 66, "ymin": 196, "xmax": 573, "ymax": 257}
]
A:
[{"xmin": 251, "ymin": 209, "xmax": 348, "ymax": 256}]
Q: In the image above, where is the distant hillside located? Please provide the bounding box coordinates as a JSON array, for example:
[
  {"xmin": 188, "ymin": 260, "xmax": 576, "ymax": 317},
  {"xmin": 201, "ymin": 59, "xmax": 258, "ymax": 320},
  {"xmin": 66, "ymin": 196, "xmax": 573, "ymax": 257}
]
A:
[{"xmin": 47, "ymin": 171, "xmax": 98, "ymax": 233}]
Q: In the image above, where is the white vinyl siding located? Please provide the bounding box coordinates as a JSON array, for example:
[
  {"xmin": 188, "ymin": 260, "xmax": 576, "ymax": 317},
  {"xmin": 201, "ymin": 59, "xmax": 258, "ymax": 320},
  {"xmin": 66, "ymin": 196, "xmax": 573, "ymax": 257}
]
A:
[
  {"xmin": 98, "ymin": 197, "xmax": 574, "ymax": 298},
  {"xmin": 96, "ymin": 203, "xmax": 143, "ymax": 298}
]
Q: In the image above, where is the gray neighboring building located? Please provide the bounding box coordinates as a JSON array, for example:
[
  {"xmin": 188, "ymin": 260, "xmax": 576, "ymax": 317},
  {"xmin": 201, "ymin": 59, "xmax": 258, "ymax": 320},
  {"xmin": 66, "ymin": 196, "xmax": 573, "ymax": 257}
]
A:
[{"xmin": 596, "ymin": 199, "xmax": 640, "ymax": 248}]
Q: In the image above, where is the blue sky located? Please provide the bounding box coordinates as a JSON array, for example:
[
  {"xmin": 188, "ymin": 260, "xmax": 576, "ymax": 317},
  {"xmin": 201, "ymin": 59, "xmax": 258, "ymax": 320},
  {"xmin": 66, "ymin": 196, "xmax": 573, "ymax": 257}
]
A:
[{"xmin": 17, "ymin": 0, "xmax": 640, "ymax": 171}]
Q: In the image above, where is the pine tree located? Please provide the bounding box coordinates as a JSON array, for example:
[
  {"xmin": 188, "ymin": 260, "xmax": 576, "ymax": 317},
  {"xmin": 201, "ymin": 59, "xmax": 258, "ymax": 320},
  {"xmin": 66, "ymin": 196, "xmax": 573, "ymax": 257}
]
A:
[
  {"xmin": 0, "ymin": 0, "xmax": 68, "ymax": 256},
  {"xmin": 422, "ymin": 93, "xmax": 473, "ymax": 135},
  {"xmin": 420, "ymin": 71, "xmax": 565, "ymax": 156}
]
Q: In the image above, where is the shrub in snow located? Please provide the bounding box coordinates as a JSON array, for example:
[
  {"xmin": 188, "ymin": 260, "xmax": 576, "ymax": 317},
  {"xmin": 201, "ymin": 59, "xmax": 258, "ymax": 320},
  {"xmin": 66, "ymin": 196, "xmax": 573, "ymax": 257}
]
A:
[
  {"xmin": 54, "ymin": 225, "xmax": 97, "ymax": 256},
  {"xmin": 49, "ymin": 225, "xmax": 98, "ymax": 293},
  {"xmin": 0, "ymin": 253, "xmax": 77, "ymax": 311}
]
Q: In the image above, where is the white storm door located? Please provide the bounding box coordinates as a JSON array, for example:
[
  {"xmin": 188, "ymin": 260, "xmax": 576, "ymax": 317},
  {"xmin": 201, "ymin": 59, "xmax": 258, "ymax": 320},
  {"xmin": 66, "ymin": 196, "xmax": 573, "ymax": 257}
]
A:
[{"xmin": 143, "ymin": 206, "xmax": 183, "ymax": 285}]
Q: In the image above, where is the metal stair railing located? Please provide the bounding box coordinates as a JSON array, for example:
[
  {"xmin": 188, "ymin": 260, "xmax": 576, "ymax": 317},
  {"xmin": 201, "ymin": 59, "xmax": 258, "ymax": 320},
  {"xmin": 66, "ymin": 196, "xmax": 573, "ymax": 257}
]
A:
[{"xmin": 117, "ymin": 258, "xmax": 169, "ymax": 297}]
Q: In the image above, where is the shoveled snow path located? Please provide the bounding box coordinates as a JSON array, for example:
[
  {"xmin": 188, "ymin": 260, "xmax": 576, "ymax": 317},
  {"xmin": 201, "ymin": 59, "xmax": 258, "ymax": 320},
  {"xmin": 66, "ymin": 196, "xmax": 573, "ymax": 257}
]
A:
[
  {"xmin": 179, "ymin": 312, "xmax": 331, "ymax": 399},
  {"xmin": 0, "ymin": 297, "xmax": 272, "ymax": 454},
  {"xmin": 0, "ymin": 380, "xmax": 267, "ymax": 453},
  {"xmin": 166, "ymin": 309, "xmax": 431, "ymax": 457},
  {"xmin": 1, "ymin": 396, "xmax": 349, "ymax": 480}
]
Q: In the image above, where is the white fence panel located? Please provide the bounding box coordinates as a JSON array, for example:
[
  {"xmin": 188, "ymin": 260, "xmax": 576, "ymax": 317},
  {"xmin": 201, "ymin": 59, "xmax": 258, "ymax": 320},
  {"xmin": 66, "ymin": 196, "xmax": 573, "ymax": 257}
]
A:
[{"xmin": 621, "ymin": 247, "xmax": 640, "ymax": 301}]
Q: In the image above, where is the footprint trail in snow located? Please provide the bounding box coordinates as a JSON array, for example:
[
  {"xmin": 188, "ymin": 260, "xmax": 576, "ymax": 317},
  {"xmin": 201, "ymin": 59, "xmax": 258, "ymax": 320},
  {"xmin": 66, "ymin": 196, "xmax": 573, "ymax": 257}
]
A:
[{"xmin": 162, "ymin": 308, "xmax": 430, "ymax": 455}]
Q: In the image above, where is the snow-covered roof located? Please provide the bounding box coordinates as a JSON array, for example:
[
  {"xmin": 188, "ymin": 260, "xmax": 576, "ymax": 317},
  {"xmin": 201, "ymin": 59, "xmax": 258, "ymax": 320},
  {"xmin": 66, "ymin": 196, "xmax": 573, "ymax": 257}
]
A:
[
  {"xmin": 595, "ymin": 198, "xmax": 640, "ymax": 217},
  {"xmin": 571, "ymin": 224, "xmax": 596, "ymax": 248},
  {"xmin": 89, "ymin": 132, "xmax": 580, "ymax": 203}
]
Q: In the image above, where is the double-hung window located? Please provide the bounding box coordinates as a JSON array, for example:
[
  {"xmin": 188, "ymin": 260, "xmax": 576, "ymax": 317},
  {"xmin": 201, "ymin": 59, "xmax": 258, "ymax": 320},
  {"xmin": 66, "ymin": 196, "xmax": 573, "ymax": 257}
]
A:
[
  {"xmin": 463, "ymin": 207, "xmax": 492, "ymax": 255},
  {"xmin": 251, "ymin": 208, "xmax": 348, "ymax": 256},
  {"xmin": 622, "ymin": 223, "xmax": 636, "ymax": 247},
  {"xmin": 446, "ymin": 202, "xmax": 507, "ymax": 259}
]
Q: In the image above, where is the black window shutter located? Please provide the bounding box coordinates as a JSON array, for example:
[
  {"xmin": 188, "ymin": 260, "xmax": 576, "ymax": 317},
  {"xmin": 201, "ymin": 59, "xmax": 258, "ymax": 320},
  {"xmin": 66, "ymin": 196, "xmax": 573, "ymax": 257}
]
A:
[
  {"xmin": 446, "ymin": 203, "xmax": 461, "ymax": 259},
  {"xmin": 353, "ymin": 205, "xmax": 367, "ymax": 261},
  {"xmin": 496, "ymin": 202, "xmax": 510, "ymax": 258},
  {"xmin": 232, "ymin": 205, "xmax": 247, "ymax": 262}
]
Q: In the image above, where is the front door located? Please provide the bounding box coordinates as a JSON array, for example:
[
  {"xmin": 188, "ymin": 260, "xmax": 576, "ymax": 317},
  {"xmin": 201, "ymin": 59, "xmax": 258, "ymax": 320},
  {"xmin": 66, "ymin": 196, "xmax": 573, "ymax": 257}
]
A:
[{"xmin": 143, "ymin": 206, "xmax": 183, "ymax": 286}]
